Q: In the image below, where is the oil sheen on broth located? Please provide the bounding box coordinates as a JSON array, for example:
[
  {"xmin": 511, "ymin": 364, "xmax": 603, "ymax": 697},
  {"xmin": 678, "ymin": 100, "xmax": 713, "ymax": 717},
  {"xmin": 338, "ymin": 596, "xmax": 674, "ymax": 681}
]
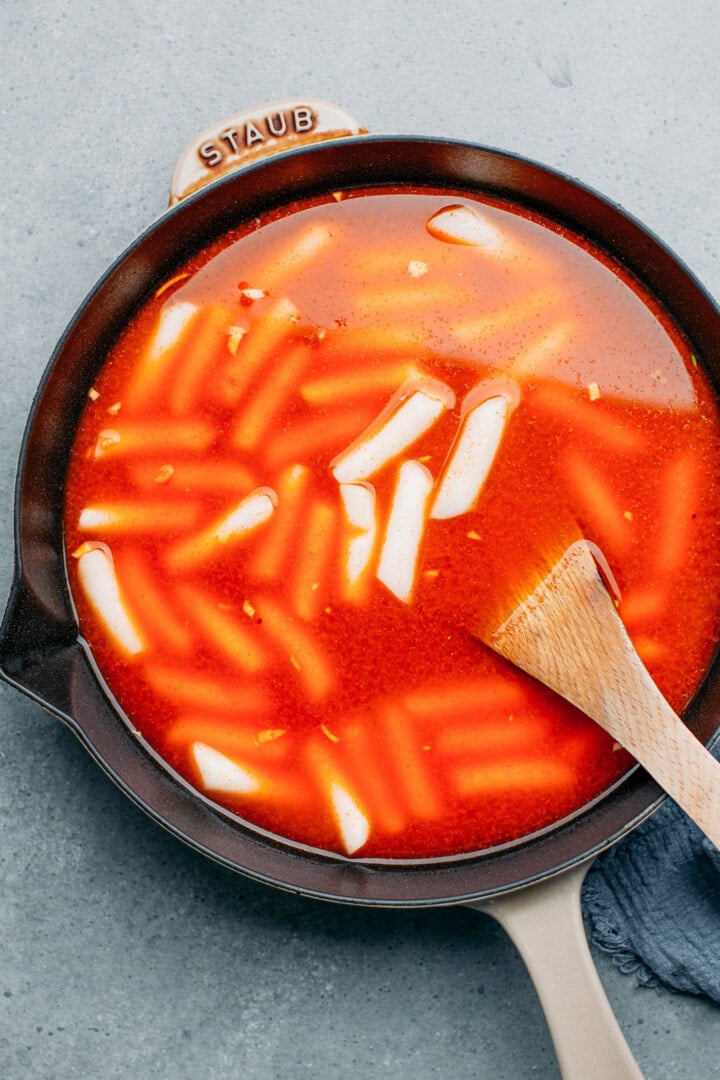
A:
[{"xmin": 63, "ymin": 189, "xmax": 720, "ymax": 860}]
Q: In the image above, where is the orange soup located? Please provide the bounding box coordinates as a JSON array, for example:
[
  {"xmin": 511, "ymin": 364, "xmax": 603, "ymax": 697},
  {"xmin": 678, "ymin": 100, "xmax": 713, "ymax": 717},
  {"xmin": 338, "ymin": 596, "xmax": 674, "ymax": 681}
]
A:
[{"xmin": 63, "ymin": 189, "xmax": 720, "ymax": 860}]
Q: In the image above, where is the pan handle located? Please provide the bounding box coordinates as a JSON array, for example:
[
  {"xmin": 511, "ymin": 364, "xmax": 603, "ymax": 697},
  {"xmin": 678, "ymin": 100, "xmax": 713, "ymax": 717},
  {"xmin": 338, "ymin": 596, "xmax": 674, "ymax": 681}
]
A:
[
  {"xmin": 168, "ymin": 99, "xmax": 368, "ymax": 205},
  {"xmin": 466, "ymin": 860, "xmax": 644, "ymax": 1080}
]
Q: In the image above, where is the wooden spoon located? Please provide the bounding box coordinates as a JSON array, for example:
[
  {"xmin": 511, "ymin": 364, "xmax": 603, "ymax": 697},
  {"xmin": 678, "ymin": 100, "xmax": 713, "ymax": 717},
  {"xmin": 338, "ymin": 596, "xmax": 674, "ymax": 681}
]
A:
[{"xmin": 478, "ymin": 539, "xmax": 720, "ymax": 849}]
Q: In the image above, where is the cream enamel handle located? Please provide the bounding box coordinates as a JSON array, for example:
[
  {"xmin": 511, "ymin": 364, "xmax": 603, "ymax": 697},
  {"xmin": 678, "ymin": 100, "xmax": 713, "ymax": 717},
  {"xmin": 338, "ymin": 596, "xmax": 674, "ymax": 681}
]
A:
[
  {"xmin": 169, "ymin": 98, "xmax": 367, "ymax": 204},
  {"xmin": 467, "ymin": 861, "xmax": 644, "ymax": 1080}
]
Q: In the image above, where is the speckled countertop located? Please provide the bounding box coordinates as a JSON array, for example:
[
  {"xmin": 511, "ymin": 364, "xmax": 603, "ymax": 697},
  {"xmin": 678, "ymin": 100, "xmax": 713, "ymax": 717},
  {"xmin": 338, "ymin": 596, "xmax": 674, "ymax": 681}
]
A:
[{"xmin": 1, "ymin": 2, "xmax": 719, "ymax": 1077}]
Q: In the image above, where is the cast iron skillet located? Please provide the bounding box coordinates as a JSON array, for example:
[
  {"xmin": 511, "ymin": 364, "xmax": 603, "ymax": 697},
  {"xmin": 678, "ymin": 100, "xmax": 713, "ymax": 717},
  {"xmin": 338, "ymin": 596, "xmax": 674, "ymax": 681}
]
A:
[{"xmin": 3, "ymin": 100, "xmax": 719, "ymax": 1078}]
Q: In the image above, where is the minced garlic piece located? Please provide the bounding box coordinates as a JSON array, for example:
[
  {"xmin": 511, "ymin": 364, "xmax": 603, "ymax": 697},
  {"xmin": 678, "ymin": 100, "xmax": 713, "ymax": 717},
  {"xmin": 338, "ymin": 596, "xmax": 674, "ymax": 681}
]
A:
[
  {"xmin": 408, "ymin": 260, "xmax": 429, "ymax": 279},
  {"xmin": 107, "ymin": 401, "xmax": 122, "ymax": 416},
  {"xmin": 88, "ymin": 387, "xmax": 100, "ymax": 401},
  {"xmin": 587, "ymin": 382, "xmax": 601, "ymax": 401}
]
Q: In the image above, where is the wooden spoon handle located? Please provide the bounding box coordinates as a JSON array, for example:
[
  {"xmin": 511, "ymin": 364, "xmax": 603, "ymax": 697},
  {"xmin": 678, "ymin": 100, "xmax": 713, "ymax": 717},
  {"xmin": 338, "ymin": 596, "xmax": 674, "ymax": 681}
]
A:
[
  {"xmin": 629, "ymin": 699, "xmax": 720, "ymax": 847},
  {"xmin": 489, "ymin": 541, "xmax": 720, "ymax": 849}
]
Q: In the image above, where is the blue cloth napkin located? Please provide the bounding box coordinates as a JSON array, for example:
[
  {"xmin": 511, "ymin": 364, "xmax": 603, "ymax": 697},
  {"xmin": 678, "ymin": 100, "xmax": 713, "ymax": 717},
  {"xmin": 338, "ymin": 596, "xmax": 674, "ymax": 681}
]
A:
[{"xmin": 582, "ymin": 742, "xmax": 720, "ymax": 1002}]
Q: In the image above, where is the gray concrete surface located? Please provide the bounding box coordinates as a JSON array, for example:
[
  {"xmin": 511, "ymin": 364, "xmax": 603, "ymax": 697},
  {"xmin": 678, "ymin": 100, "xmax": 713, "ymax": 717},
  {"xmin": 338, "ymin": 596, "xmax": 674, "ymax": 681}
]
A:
[{"xmin": 2, "ymin": 1, "xmax": 720, "ymax": 1076}]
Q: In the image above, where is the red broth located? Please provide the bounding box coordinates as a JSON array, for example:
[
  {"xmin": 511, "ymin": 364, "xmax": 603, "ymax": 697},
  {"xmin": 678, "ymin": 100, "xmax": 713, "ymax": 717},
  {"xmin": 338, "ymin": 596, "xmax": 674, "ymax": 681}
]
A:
[{"xmin": 63, "ymin": 189, "xmax": 720, "ymax": 860}]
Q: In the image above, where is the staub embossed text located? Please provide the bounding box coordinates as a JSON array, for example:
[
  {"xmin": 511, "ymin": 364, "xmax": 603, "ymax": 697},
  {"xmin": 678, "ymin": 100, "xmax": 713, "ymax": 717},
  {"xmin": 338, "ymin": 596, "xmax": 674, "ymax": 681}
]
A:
[{"xmin": 198, "ymin": 106, "xmax": 317, "ymax": 168}]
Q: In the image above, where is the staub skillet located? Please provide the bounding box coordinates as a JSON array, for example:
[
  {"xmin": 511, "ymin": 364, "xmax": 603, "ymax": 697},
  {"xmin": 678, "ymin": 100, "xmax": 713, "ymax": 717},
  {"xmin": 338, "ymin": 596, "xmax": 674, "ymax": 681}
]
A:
[{"xmin": 3, "ymin": 100, "xmax": 720, "ymax": 1079}]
